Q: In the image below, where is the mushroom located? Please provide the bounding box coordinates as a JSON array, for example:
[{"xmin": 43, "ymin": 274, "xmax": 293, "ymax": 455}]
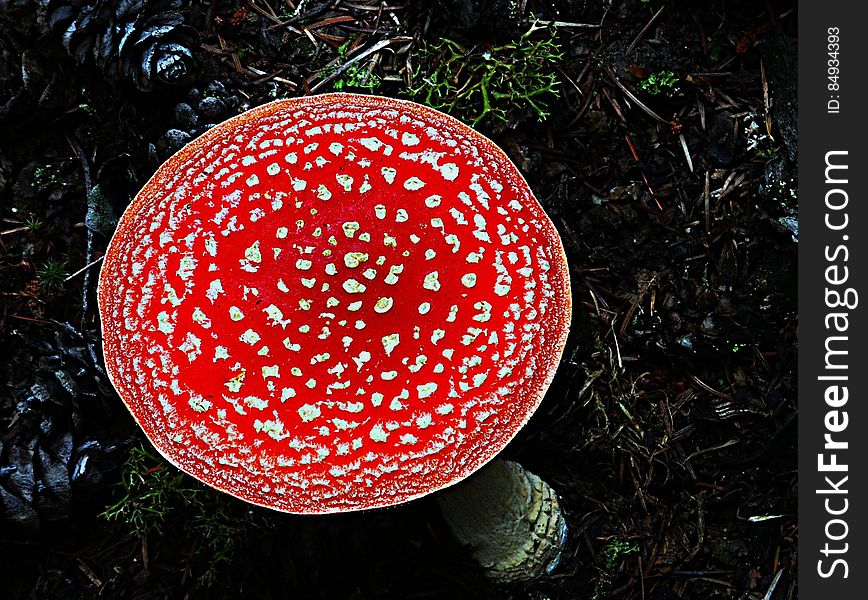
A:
[{"xmin": 98, "ymin": 93, "xmax": 571, "ymax": 581}]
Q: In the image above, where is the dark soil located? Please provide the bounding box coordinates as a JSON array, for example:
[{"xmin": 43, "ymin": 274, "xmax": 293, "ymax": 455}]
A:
[{"xmin": 0, "ymin": 1, "xmax": 797, "ymax": 598}]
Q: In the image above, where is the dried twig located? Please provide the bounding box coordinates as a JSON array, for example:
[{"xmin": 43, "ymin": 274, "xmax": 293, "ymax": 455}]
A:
[
  {"xmin": 605, "ymin": 68, "xmax": 670, "ymax": 124},
  {"xmin": 309, "ymin": 38, "xmax": 394, "ymax": 92},
  {"xmin": 626, "ymin": 5, "xmax": 665, "ymax": 55},
  {"xmin": 679, "ymin": 133, "xmax": 694, "ymax": 173}
]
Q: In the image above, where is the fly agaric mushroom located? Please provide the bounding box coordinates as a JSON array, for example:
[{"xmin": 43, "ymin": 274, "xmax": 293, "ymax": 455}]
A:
[{"xmin": 98, "ymin": 93, "xmax": 571, "ymax": 580}]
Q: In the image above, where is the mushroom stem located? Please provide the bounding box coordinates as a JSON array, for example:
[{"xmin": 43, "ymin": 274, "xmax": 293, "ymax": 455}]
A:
[{"xmin": 436, "ymin": 459, "xmax": 567, "ymax": 583}]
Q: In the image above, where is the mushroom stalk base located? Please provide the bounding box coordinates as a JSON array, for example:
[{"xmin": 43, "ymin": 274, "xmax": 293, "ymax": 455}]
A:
[{"xmin": 436, "ymin": 459, "xmax": 567, "ymax": 583}]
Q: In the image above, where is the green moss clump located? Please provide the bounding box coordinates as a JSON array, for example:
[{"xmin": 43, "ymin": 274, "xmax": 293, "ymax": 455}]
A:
[
  {"xmin": 101, "ymin": 445, "xmax": 257, "ymax": 589},
  {"xmin": 638, "ymin": 70, "xmax": 680, "ymax": 96},
  {"xmin": 412, "ymin": 25, "xmax": 562, "ymax": 127},
  {"xmin": 331, "ymin": 42, "xmax": 382, "ymax": 92},
  {"xmin": 592, "ymin": 539, "xmax": 640, "ymax": 600}
]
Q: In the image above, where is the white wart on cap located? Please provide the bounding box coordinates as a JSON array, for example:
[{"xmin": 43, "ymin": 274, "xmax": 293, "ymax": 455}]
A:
[{"xmin": 98, "ymin": 93, "xmax": 571, "ymax": 514}]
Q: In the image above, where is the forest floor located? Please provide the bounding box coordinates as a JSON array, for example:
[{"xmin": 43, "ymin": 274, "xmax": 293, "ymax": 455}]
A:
[{"xmin": 1, "ymin": 1, "xmax": 797, "ymax": 598}]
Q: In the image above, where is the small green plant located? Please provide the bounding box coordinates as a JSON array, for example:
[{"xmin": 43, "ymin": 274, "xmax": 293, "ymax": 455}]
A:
[
  {"xmin": 743, "ymin": 112, "xmax": 778, "ymax": 159},
  {"xmin": 102, "ymin": 445, "xmax": 257, "ymax": 589},
  {"xmin": 36, "ymin": 259, "xmax": 67, "ymax": 293},
  {"xmin": 25, "ymin": 216, "xmax": 44, "ymax": 232},
  {"xmin": 592, "ymin": 539, "xmax": 640, "ymax": 600},
  {"xmin": 639, "ymin": 70, "xmax": 680, "ymax": 96},
  {"xmin": 330, "ymin": 42, "xmax": 382, "ymax": 92},
  {"xmin": 756, "ymin": 145, "xmax": 780, "ymax": 159},
  {"xmin": 412, "ymin": 25, "xmax": 562, "ymax": 127}
]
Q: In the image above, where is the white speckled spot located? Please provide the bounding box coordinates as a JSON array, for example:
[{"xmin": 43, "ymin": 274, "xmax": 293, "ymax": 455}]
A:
[
  {"xmin": 343, "ymin": 279, "xmax": 366, "ymax": 294},
  {"xmin": 296, "ymin": 259, "xmax": 313, "ymax": 271},
  {"xmin": 473, "ymin": 300, "xmax": 492, "ymax": 322},
  {"xmin": 244, "ymin": 242, "xmax": 262, "ymax": 263},
  {"xmin": 381, "ymin": 333, "xmax": 400, "ymax": 356},
  {"xmin": 298, "ymin": 404, "xmax": 321, "ymax": 423},
  {"xmin": 381, "ymin": 167, "xmax": 397, "ymax": 184},
  {"xmin": 369, "ymin": 424, "xmax": 388, "ymax": 442},
  {"xmin": 404, "ymin": 177, "xmax": 425, "ymax": 191},
  {"xmin": 156, "ymin": 311, "xmax": 173, "ymax": 334},
  {"xmin": 494, "ymin": 281, "xmax": 511, "ymax": 296},
  {"xmin": 225, "ymin": 371, "xmax": 245, "ymax": 393},
  {"xmin": 446, "ymin": 305, "xmax": 458, "ymax": 322},
  {"xmin": 342, "ymin": 222, "xmax": 360, "ymax": 238},
  {"xmin": 384, "ymin": 264, "xmax": 404, "ymax": 285},
  {"xmin": 440, "ymin": 163, "xmax": 459, "ymax": 181},
  {"xmin": 192, "ymin": 307, "xmax": 211, "ymax": 328},
  {"xmin": 461, "ymin": 273, "xmax": 477, "ymax": 288},
  {"xmin": 344, "ymin": 252, "xmax": 369, "ymax": 268},
  {"xmin": 417, "ymin": 382, "xmax": 437, "ymax": 399},
  {"xmin": 418, "ymin": 302, "xmax": 431, "ymax": 315},
  {"xmin": 240, "ymin": 329, "xmax": 260, "ymax": 345},
  {"xmin": 424, "ymin": 195, "xmax": 442, "ymax": 208},
  {"xmin": 264, "ymin": 304, "xmax": 288, "ymax": 326},
  {"xmin": 423, "ymin": 271, "xmax": 440, "ymax": 291},
  {"xmin": 360, "ymin": 137, "xmax": 385, "ymax": 152},
  {"xmin": 374, "ymin": 296, "xmax": 394, "ymax": 313},
  {"xmin": 335, "ymin": 174, "xmax": 353, "ymax": 191}
]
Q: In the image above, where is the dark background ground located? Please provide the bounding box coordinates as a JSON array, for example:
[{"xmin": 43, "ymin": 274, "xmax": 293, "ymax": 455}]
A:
[{"xmin": 0, "ymin": 1, "xmax": 797, "ymax": 598}]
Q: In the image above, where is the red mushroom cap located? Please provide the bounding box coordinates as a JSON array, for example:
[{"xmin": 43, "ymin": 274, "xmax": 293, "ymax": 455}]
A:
[{"xmin": 98, "ymin": 94, "xmax": 571, "ymax": 514}]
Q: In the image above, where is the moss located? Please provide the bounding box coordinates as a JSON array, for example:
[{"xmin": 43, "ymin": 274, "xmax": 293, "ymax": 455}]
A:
[
  {"xmin": 36, "ymin": 259, "xmax": 67, "ymax": 293},
  {"xmin": 411, "ymin": 25, "xmax": 562, "ymax": 127},
  {"xmin": 591, "ymin": 539, "xmax": 640, "ymax": 600},
  {"xmin": 638, "ymin": 70, "xmax": 680, "ymax": 96},
  {"xmin": 330, "ymin": 42, "xmax": 382, "ymax": 92},
  {"xmin": 101, "ymin": 445, "xmax": 258, "ymax": 589}
]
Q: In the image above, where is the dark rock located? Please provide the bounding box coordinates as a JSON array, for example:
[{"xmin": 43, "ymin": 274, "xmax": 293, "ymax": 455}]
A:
[
  {"xmin": 174, "ymin": 102, "xmax": 198, "ymax": 129},
  {"xmin": 157, "ymin": 128, "xmax": 192, "ymax": 159},
  {"xmin": 197, "ymin": 96, "xmax": 226, "ymax": 120},
  {"xmin": 759, "ymin": 29, "xmax": 798, "ymax": 163}
]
